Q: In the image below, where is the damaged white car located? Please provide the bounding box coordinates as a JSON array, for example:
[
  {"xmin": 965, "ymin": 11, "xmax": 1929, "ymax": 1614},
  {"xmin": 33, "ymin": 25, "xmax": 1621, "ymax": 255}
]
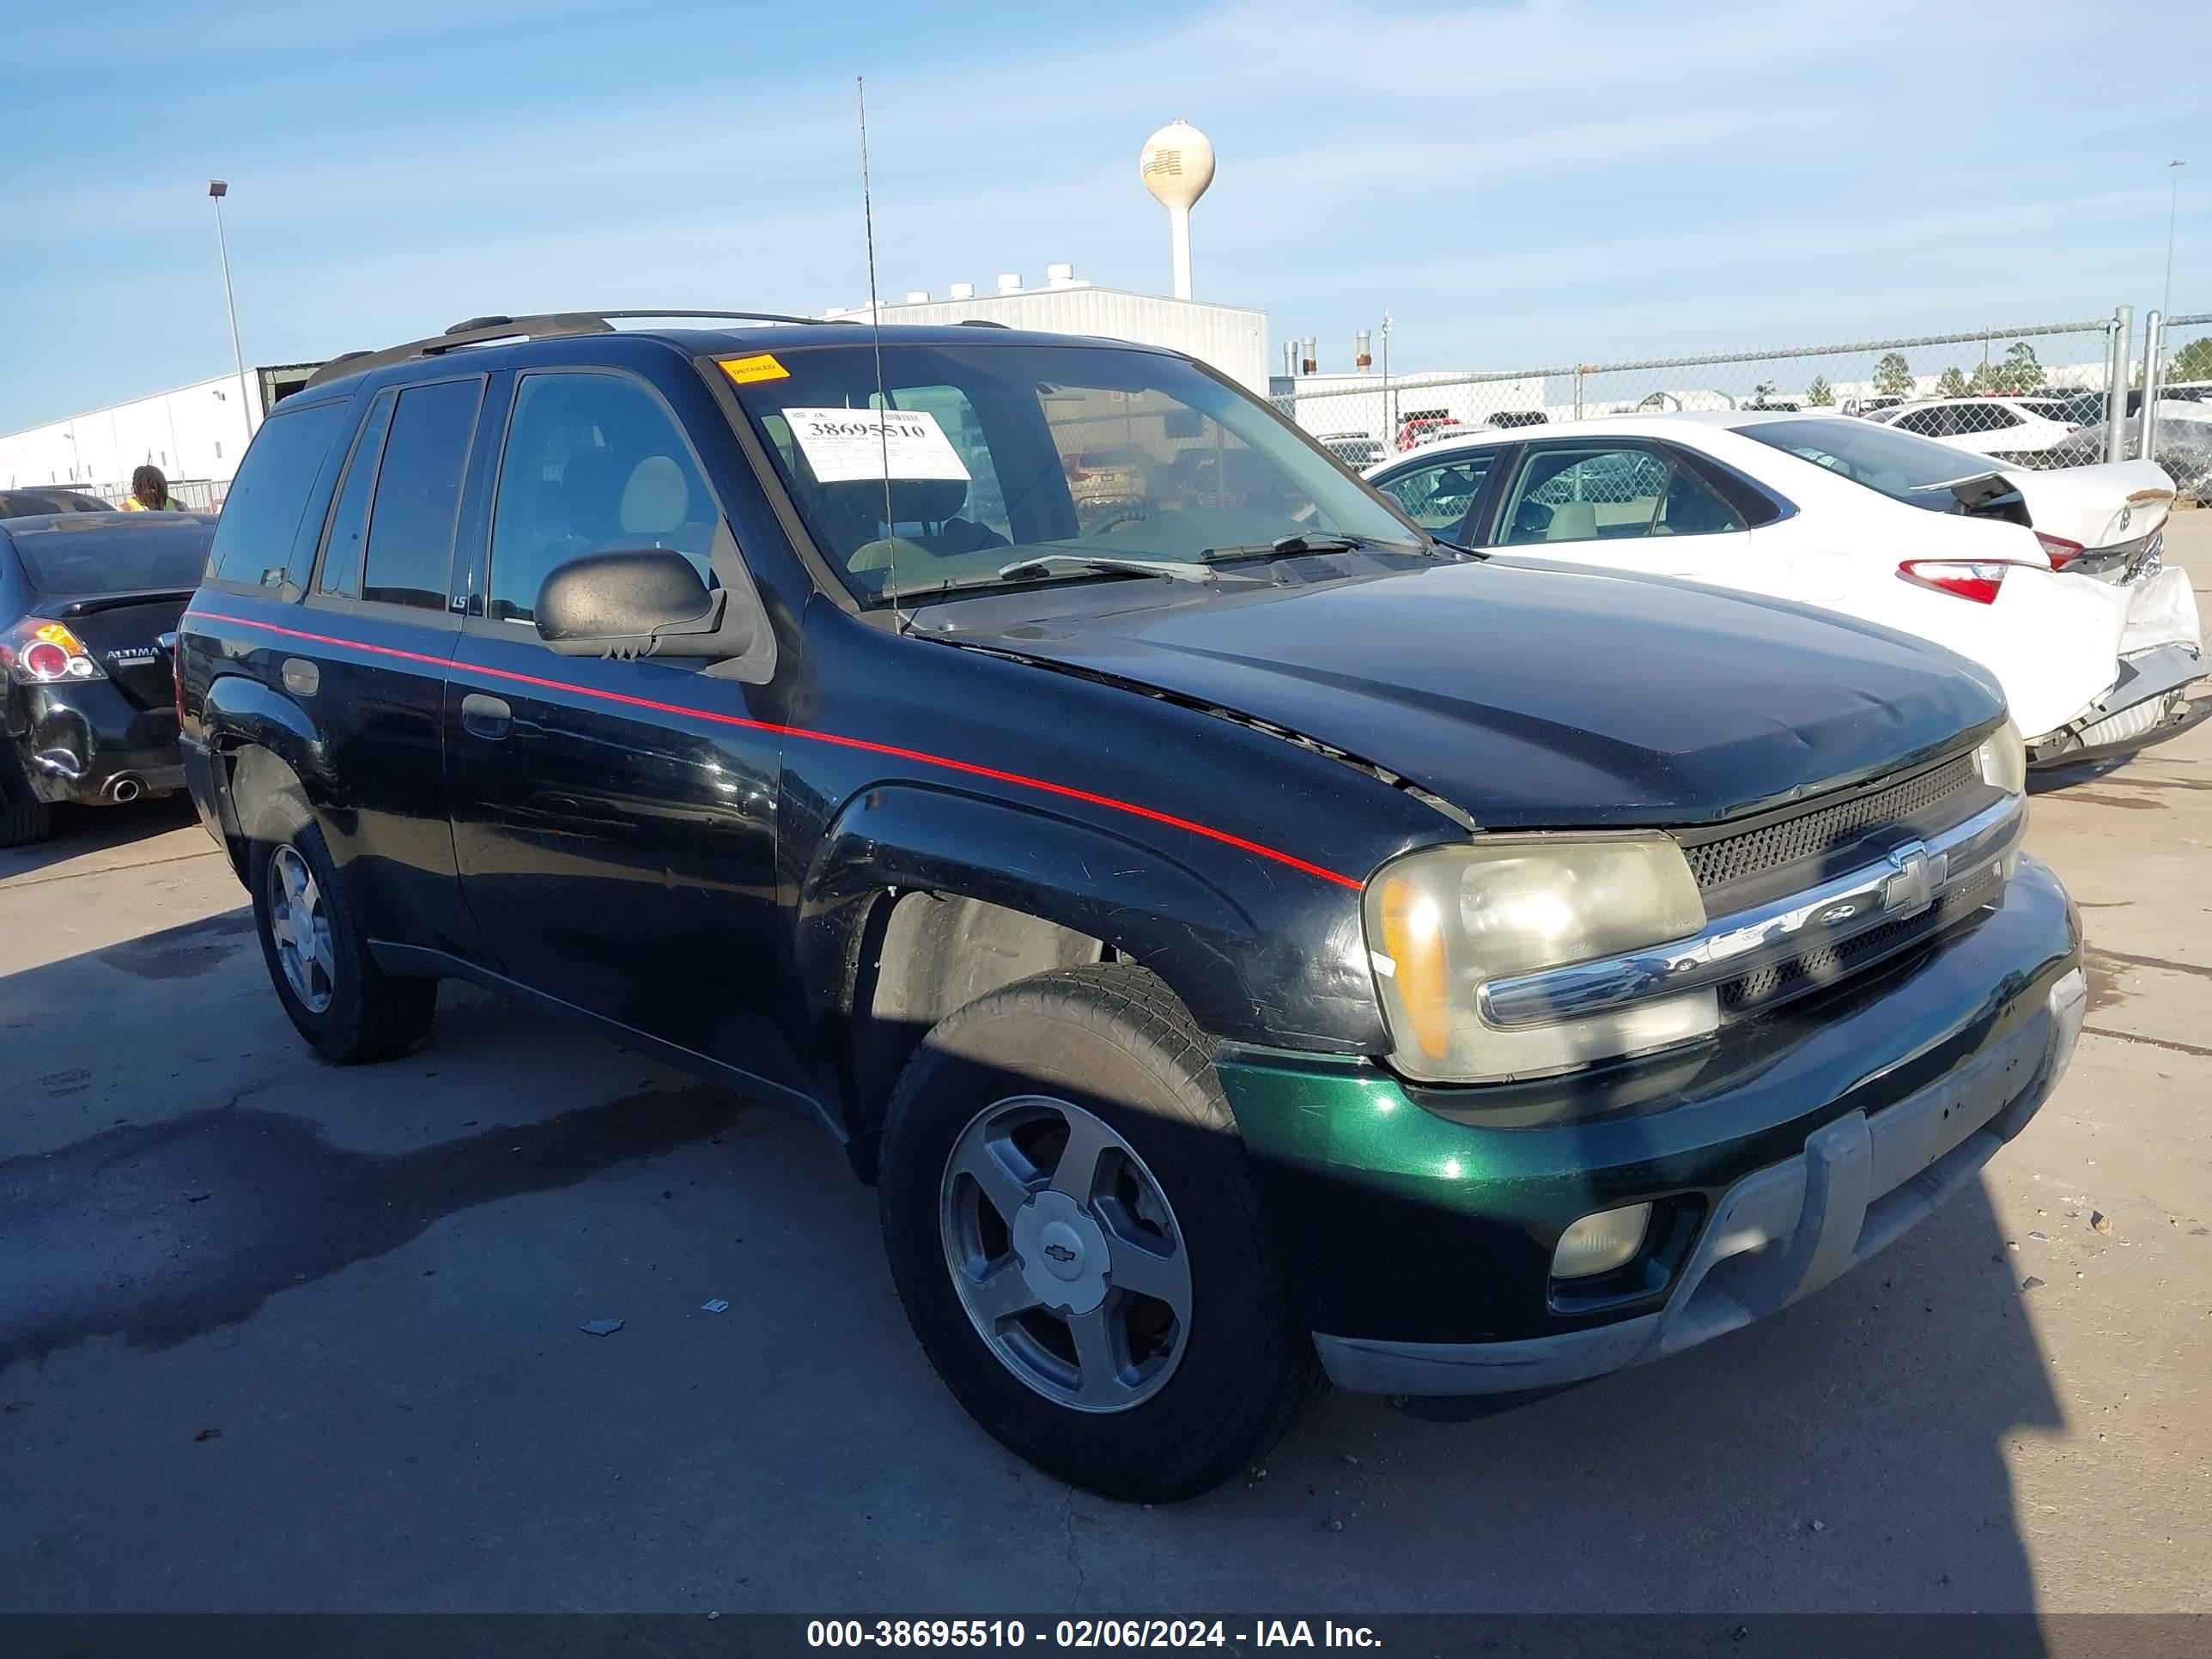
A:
[{"xmin": 1366, "ymin": 411, "xmax": 2202, "ymax": 767}]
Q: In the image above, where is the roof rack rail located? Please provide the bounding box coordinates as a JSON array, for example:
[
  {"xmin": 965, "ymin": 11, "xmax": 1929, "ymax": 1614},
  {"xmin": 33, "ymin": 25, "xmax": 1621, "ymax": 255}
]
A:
[{"xmin": 302, "ymin": 309, "xmax": 830, "ymax": 392}]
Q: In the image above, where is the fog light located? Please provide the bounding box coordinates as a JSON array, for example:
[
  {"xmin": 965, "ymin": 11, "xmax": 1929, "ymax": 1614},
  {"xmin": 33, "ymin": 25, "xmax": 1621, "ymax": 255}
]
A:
[{"xmin": 1553, "ymin": 1203, "xmax": 1652, "ymax": 1279}]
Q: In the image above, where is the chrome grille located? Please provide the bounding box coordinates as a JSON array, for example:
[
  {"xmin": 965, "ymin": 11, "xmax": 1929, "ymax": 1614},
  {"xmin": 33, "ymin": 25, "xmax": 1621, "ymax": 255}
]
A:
[
  {"xmin": 1684, "ymin": 754, "xmax": 1979, "ymax": 892},
  {"xmin": 1718, "ymin": 862, "xmax": 2002, "ymax": 1015}
]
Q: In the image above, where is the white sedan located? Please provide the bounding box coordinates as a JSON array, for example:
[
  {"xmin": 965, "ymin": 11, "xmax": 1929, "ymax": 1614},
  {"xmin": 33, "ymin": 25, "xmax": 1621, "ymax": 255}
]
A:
[
  {"xmin": 1867, "ymin": 396, "xmax": 2091, "ymax": 463},
  {"xmin": 1364, "ymin": 411, "xmax": 2202, "ymax": 765}
]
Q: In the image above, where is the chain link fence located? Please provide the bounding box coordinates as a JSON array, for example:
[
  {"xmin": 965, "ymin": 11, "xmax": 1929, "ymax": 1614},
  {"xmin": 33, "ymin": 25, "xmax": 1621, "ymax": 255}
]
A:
[
  {"xmin": 1271, "ymin": 318, "xmax": 2150, "ymax": 479},
  {"xmin": 2136, "ymin": 312, "xmax": 2212, "ymax": 503}
]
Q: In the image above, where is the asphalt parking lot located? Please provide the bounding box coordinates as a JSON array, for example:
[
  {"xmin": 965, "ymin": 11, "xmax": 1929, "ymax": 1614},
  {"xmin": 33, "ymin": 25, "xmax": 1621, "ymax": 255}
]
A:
[{"xmin": 4, "ymin": 524, "xmax": 2209, "ymax": 1617}]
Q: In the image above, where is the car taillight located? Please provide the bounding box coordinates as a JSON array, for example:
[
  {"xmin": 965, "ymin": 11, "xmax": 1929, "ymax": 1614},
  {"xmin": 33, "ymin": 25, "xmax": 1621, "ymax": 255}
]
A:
[
  {"xmin": 1898, "ymin": 559, "xmax": 2025, "ymax": 604},
  {"xmin": 172, "ymin": 638, "xmax": 186, "ymax": 724},
  {"xmin": 2034, "ymin": 532, "xmax": 2085, "ymax": 568},
  {"xmin": 1, "ymin": 620, "xmax": 106, "ymax": 683}
]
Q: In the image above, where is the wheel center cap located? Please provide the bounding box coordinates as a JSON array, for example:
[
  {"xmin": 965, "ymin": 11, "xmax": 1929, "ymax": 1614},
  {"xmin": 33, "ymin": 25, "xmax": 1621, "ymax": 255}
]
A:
[{"xmin": 1012, "ymin": 1191, "xmax": 1110, "ymax": 1316}]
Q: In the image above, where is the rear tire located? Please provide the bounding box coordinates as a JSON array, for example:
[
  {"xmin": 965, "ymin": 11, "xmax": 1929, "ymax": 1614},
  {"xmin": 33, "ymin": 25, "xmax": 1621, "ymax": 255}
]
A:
[
  {"xmin": 0, "ymin": 799, "xmax": 52, "ymax": 849},
  {"xmin": 249, "ymin": 799, "xmax": 436, "ymax": 1064},
  {"xmin": 0, "ymin": 753, "xmax": 52, "ymax": 848},
  {"xmin": 878, "ymin": 963, "xmax": 1322, "ymax": 1503}
]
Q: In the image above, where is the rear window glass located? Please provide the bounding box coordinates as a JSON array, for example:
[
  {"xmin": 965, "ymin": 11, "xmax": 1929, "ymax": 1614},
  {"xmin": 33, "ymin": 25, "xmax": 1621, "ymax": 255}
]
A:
[
  {"xmin": 0, "ymin": 490, "xmax": 116, "ymax": 518},
  {"xmin": 13, "ymin": 519, "xmax": 216, "ymax": 594},
  {"xmin": 208, "ymin": 401, "xmax": 349, "ymax": 586},
  {"xmin": 1738, "ymin": 418, "xmax": 1997, "ymax": 513}
]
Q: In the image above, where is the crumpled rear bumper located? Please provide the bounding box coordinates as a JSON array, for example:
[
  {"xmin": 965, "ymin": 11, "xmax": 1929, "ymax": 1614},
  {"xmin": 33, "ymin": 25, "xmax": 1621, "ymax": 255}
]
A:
[
  {"xmin": 1315, "ymin": 964, "xmax": 2087, "ymax": 1396},
  {"xmin": 2027, "ymin": 565, "xmax": 2203, "ymax": 763},
  {"xmin": 5, "ymin": 679, "xmax": 184, "ymax": 804}
]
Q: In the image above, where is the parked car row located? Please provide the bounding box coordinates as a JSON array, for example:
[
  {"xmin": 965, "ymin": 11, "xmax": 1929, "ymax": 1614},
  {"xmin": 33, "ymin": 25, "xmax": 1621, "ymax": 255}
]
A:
[
  {"xmin": 1367, "ymin": 411, "xmax": 2202, "ymax": 767},
  {"xmin": 1, "ymin": 509, "xmax": 217, "ymax": 846},
  {"xmin": 151, "ymin": 310, "xmax": 2100, "ymax": 1503}
]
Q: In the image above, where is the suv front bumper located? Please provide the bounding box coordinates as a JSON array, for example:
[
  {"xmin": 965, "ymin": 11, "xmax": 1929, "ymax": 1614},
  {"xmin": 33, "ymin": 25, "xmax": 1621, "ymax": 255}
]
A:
[{"xmin": 1217, "ymin": 853, "xmax": 2082, "ymax": 1395}]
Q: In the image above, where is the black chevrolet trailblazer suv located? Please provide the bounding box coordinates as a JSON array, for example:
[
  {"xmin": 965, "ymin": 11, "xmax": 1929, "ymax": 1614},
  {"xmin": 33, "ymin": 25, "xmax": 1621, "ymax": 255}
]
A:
[{"xmin": 179, "ymin": 311, "xmax": 2085, "ymax": 1501}]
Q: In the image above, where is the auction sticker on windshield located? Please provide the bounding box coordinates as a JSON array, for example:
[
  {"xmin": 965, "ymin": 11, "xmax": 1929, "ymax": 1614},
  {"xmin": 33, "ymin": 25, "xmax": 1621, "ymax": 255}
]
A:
[
  {"xmin": 717, "ymin": 353, "xmax": 791, "ymax": 385},
  {"xmin": 783, "ymin": 407, "xmax": 971, "ymax": 483}
]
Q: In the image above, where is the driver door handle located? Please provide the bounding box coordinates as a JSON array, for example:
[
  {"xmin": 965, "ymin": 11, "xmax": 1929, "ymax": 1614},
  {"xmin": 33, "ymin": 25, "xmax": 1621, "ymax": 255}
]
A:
[{"xmin": 460, "ymin": 692, "xmax": 513, "ymax": 740}]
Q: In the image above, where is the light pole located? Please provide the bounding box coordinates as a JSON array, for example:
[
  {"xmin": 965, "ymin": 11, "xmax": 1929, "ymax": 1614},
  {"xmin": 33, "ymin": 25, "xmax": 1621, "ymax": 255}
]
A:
[
  {"xmin": 208, "ymin": 180, "xmax": 254, "ymax": 459},
  {"xmin": 2163, "ymin": 160, "xmax": 2185, "ymax": 323}
]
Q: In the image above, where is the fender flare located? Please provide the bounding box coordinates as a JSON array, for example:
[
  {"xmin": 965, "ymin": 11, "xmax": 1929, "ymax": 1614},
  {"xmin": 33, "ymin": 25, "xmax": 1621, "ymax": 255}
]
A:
[
  {"xmin": 797, "ymin": 781, "xmax": 1300, "ymax": 1051},
  {"xmin": 199, "ymin": 672, "xmax": 335, "ymax": 843}
]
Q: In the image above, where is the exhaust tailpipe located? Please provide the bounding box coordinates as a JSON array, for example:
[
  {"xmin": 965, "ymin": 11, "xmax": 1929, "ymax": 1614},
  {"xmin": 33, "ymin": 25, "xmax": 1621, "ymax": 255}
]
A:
[{"xmin": 107, "ymin": 775, "xmax": 144, "ymax": 804}]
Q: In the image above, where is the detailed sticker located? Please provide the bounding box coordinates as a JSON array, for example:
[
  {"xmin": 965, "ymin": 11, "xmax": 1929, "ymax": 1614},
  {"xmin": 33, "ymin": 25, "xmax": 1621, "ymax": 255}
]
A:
[
  {"xmin": 712, "ymin": 354, "xmax": 792, "ymax": 386},
  {"xmin": 781, "ymin": 407, "xmax": 970, "ymax": 483},
  {"xmin": 717, "ymin": 353, "xmax": 790, "ymax": 385}
]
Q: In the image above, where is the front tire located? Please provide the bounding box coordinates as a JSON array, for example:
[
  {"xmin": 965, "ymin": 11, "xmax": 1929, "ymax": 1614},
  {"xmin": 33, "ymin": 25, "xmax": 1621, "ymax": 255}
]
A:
[
  {"xmin": 878, "ymin": 963, "xmax": 1321, "ymax": 1503},
  {"xmin": 249, "ymin": 801, "xmax": 436, "ymax": 1064}
]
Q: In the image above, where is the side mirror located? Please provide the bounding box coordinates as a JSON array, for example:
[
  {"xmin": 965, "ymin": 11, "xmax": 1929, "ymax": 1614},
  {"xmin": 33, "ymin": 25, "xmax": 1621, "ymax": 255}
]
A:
[{"xmin": 533, "ymin": 550, "xmax": 753, "ymax": 661}]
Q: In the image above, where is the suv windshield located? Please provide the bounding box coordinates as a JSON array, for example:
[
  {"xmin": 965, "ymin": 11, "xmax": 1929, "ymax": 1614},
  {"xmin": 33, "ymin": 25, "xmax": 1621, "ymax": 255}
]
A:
[
  {"xmin": 720, "ymin": 341, "xmax": 1422, "ymax": 604},
  {"xmin": 1737, "ymin": 416, "xmax": 2003, "ymax": 514}
]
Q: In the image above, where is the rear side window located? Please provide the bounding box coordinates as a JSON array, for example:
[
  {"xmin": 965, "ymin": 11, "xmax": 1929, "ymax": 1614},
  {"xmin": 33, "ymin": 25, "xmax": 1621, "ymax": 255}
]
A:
[
  {"xmin": 1498, "ymin": 443, "xmax": 1742, "ymax": 544},
  {"xmin": 206, "ymin": 401, "xmax": 349, "ymax": 586},
  {"xmin": 359, "ymin": 379, "xmax": 483, "ymax": 611},
  {"xmin": 316, "ymin": 391, "xmax": 398, "ymax": 597}
]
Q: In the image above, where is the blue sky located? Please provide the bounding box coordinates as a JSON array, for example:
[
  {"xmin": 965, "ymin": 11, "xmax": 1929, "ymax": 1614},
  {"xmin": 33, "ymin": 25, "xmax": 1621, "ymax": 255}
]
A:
[{"xmin": 3, "ymin": 0, "xmax": 2206, "ymax": 433}]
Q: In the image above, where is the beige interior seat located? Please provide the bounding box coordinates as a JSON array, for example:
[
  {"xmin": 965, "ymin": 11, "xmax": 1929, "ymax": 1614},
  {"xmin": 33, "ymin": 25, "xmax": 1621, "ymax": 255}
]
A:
[
  {"xmin": 1545, "ymin": 500, "xmax": 1598, "ymax": 541},
  {"xmin": 620, "ymin": 455, "xmax": 690, "ymax": 539}
]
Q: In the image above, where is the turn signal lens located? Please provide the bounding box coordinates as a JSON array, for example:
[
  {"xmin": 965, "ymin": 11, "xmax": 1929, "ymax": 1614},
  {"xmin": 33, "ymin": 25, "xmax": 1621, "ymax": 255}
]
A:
[
  {"xmin": 1553, "ymin": 1203, "xmax": 1653, "ymax": 1279},
  {"xmin": 1376, "ymin": 876, "xmax": 1452, "ymax": 1062},
  {"xmin": 1897, "ymin": 559, "xmax": 2026, "ymax": 604}
]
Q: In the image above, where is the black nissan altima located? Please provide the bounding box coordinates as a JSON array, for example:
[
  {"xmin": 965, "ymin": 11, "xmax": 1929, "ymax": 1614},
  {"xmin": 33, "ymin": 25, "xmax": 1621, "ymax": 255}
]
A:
[{"xmin": 0, "ymin": 509, "xmax": 216, "ymax": 847}]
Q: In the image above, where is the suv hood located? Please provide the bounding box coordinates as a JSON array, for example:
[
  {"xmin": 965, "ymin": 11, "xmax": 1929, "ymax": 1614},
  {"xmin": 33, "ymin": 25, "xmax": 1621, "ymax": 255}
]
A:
[{"xmin": 959, "ymin": 559, "xmax": 2004, "ymax": 828}]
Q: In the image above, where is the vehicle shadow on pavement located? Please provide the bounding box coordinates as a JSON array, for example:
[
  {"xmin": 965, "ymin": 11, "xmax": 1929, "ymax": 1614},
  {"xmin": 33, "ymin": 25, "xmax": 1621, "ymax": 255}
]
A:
[
  {"xmin": 0, "ymin": 908, "xmax": 2066, "ymax": 1619},
  {"xmin": 0, "ymin": 1083, "xmax": 744, "ymax": 1374},
  {"xmin": 1256, "ymin": 1176, "xmax": 2060, "ymax": 1616},
  {"xmin": 0, "ymin": 794, "xmax": 202, "ymax": 883}
]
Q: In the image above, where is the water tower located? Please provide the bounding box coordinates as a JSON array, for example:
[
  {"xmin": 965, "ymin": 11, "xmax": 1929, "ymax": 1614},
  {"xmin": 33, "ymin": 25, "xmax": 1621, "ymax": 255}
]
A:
[{"xmin": 1139, "ymin": 120, "xmax": 1215, "ymax": 301}]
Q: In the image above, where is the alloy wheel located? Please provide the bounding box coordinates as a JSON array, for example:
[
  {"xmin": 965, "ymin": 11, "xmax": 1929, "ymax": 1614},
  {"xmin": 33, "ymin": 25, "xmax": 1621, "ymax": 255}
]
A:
[
  {"xmin": 267, "ymin": 845, "xmax": 337, "ymax": 1014},
  {"xmin": 939, "ymin": 1095, "xmax": 1194, "ymax": 1413}
]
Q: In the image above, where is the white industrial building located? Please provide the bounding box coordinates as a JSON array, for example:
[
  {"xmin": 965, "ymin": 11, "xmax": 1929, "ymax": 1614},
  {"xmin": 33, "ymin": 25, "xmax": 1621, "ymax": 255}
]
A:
[
  {"xmin": 0, "ymin": 363, "xmax": 320, "ymax": 507},
  {"xmin": 825, "ymin": 264, "xmax": 1269, "ymax": 394},
  {"xmin": 3, "ymin": 273, "xmax": 1267, "ymax": 508}
]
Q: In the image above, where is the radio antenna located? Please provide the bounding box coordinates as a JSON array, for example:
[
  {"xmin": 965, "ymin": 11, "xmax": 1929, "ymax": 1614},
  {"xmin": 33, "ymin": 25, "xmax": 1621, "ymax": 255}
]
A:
[{"xmin": 856, "ymin": 76, "xmax": 908, "ymax": 635}]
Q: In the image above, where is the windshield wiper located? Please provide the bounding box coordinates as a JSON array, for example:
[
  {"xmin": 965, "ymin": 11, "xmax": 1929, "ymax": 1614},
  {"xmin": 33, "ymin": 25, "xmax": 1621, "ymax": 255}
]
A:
[
  {"xmin": 995, "ymin": 553, "xmax": 1216, "ymax": 584},
  {"xmin": 1200, "ymin": 532, "xmax": 1431, "ymax": 561}
]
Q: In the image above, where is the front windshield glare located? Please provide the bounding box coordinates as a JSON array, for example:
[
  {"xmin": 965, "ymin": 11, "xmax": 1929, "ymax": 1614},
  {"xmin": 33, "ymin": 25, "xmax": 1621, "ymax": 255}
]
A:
[
  {"xmin": 720, "ymin": 342, "xmax": 1423, "ymax": 603},
  {"xmin": 1738, "ymin": 417, "xmax": 1998, "ymax": 514}
]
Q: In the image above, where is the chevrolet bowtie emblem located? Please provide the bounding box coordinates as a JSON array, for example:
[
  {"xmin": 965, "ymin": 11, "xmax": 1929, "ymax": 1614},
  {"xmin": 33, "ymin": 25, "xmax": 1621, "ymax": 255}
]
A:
[{"xmin": 1880, "ymin": 840, "xmax": 1943, "ymax": 920}]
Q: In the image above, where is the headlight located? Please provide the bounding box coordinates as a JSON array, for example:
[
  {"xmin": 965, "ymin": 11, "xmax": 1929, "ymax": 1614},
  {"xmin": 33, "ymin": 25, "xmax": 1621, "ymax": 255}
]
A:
[
  {"xmin": 1364, "ymin": 836, "xmax": 1714, "ymax": 1085},
  {"xmin": 1974, "ymin": 718, "xmax": 2027, "ymax": 796}
]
